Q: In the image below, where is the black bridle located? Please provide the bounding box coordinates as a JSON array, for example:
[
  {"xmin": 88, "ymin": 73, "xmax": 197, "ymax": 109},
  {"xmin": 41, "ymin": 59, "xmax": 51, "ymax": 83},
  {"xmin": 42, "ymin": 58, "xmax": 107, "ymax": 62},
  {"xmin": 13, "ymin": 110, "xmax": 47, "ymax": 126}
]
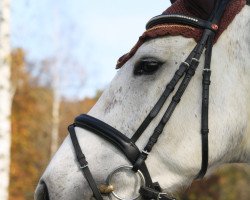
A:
[{"xmin": 68, "ymin": 0, "xmax": 248, "ymax": 199}]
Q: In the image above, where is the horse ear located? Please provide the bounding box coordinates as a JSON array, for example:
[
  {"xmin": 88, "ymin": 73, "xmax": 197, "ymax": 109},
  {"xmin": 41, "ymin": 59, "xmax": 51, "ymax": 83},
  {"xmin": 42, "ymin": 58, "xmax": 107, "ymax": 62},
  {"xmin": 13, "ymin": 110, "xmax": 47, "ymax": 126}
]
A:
[
  {"xmin": 170, "ymin": 0, "xmax": 177, "ymax": 4},
  {"xmin": 184, "ymin": 0, "xmax": 216, "ymax": 19}
]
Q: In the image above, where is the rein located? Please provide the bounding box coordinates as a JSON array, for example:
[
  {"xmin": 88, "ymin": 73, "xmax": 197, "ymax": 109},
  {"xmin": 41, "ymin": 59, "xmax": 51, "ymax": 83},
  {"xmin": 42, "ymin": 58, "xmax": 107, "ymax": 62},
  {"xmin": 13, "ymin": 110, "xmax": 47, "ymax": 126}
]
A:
[{"xmin": 68, "ymin": 0, "xmax": 249, "ymax": 199}]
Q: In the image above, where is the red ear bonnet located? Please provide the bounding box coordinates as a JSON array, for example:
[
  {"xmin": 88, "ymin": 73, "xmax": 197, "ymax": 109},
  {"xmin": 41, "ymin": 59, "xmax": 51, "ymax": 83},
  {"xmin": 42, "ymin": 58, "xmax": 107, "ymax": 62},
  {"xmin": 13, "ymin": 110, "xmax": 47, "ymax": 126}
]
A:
[
  {"xmin": 116, "ymin": 0, "xmax": 246, "ymax": 69},
  {"xmin": 183, "ymin": 0, "xmax": 216, "ymax": 19}
]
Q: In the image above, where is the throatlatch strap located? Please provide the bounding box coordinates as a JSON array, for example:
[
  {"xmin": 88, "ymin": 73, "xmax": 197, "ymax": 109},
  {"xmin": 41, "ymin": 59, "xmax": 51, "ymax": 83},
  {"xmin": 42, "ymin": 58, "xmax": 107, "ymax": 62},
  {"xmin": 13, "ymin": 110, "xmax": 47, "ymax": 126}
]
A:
[
  {"xmin": 196, "ymin": 33, "xmax": 214, "ymax": 179},
  {"xmin": 195, "ymin": 0, "xmax": 231, "ymax": 179},
  {"xmin": 140, "ymin": 186, "xmax": 175, "ymax": 200},
  {"xmin": 68, "ymin": 125, "xmax": 103, "ymax": 200}
]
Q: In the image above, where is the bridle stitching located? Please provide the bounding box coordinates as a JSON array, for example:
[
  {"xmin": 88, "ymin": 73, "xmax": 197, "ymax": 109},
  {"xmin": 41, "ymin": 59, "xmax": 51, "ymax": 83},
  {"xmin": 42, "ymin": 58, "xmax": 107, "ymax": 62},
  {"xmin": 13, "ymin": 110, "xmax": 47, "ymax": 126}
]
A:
[{"xmin": 145, "ymin": 24, "xmax": 196, "ymax": 32}]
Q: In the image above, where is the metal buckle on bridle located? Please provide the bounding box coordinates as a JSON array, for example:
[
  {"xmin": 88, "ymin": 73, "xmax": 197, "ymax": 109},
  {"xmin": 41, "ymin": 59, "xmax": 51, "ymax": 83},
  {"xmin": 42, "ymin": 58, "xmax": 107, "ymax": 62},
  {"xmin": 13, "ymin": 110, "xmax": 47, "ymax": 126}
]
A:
[
  {"xmin": 79, "ymin": 164, "xmax": 88, "ymax": 169},
  {"xmin": 158, "ymin": 192, "xmax": 176, "ymax": 200},
  {"xmin": 182, "ymin": 61, "xmax": 190, "ymax": 67},
  {"xmin": 191, "ymin": 58, "xmax": 199, "ymax": 63},
  {"xmin": 142, "ymin": 150, "xmax": 150, "ymax": 155},
  {"xmin": 157, "ymin": 192, "xmax": 167, "ymax": 200}
]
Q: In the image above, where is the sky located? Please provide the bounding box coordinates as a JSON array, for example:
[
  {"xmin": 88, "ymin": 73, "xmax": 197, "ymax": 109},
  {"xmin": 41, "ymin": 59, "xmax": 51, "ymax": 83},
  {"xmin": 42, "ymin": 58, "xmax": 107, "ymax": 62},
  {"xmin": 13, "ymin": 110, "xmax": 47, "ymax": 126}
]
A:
[{"xmin": 11, "ymin": 0, "xmax": 170, "ymax": 99}]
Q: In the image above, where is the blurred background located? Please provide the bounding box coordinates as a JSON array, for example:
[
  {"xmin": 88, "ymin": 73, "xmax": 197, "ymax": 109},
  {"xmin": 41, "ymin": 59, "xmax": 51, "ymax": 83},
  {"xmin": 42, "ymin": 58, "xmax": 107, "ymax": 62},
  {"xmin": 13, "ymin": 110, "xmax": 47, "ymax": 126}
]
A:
[{"xmin": 0, "ymin": 0, "xmax": 249, "ymax": 199}]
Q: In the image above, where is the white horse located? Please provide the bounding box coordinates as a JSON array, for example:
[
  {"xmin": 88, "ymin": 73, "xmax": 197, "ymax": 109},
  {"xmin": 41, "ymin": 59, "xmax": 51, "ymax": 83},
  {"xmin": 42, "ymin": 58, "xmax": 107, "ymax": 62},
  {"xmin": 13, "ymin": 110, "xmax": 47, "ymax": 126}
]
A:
[{"xmin": 35, "ymin": 3, "xmax": 250, "ymax": 200}]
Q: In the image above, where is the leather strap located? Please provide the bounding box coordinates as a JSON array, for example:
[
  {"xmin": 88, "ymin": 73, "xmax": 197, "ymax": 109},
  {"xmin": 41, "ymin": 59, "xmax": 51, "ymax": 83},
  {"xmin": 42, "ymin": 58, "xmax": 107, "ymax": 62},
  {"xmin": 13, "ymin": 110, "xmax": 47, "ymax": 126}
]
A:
[
  {"xmin": 131, "ymin": 45, "xmax": 198, "ymax": 142},
  {"xmin": 133, "ymin": 30, "xmax": 211, "ymax": 172},
  {"xmin": 195, "ymin": 33, "xmax": 214, "ymax": 179},
  {"xmin": 75, "ymin": 114, "xmax": 141, "ymax": 164},
  {"xmin": 140, "ymin": 186, "xmax": 175, "ymax": 200},
  {"xmin": 133, "ymin": 0, "xmax": 230, "ymax": 180},
  {"xmin": 68, "ymin": 0, "xmax": 233, "ymax": 198},
  {"xmin": 210, "ymin": 0, "xmax": 231, "ymax": 24},
  {"xmin": 194, "ymin": 0, "xmax": 231, "ymax": 179},
  {"xmin": 73, "ymin": 115, "xmax": 154, "ymax": 188},
  {"xmin": 68, "ymin": 125, "xmax": 103, "ymax": 200},
  {"xmin": 146, "ymin": 14, "xmax": 215, "ymax": 30}
]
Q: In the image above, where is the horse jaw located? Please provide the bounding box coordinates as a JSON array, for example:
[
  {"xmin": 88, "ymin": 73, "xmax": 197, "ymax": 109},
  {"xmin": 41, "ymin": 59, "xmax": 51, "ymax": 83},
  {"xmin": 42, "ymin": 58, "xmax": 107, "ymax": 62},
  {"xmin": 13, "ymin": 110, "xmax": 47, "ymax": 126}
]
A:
[
  {"xmin": 35, "ymin": 6, "xmax": 250, "ymax": 200},
  {"xmin": 245, "ymin": 6, "xmax": 250, "ymax": 162}
]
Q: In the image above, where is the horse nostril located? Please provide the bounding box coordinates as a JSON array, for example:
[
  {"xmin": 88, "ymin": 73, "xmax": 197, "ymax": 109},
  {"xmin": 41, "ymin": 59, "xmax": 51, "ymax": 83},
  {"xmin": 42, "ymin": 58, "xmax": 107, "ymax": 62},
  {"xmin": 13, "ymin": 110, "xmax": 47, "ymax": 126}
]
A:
[{"xmin": 34, "ymin": 180, "xmax": 50, "ymax": 200}]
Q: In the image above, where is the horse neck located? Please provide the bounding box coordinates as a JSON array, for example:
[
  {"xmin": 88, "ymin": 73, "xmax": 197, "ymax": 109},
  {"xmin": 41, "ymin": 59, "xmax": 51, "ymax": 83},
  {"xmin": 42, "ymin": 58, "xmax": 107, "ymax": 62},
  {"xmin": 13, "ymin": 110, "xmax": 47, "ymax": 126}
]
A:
[
  {"xmin": 218, "ymin": 5, "xmax": 250, "ymax": 163},
  {"xmin": 245, "ymin": 6, "xmax": 250, "ymax": 163},
  {"xmin": 238, "ymin": 6, "xmax": 250, "ymax": 163}
]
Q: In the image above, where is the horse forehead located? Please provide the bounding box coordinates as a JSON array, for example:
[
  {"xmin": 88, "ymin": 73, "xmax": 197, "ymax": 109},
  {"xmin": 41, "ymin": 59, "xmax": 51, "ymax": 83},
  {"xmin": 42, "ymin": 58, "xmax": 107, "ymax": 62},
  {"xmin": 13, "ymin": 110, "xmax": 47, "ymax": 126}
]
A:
[{"xmin": 135, "ymin": 36, "xmax": 195, "ymax": 57}]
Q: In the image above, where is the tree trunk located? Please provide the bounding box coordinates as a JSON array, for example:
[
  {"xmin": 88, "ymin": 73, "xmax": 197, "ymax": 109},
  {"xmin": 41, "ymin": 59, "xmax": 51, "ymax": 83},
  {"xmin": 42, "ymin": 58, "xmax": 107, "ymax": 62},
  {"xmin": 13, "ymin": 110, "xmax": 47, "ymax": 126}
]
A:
[
  {"xmin": 0, "ymin": 0, "xmax": 11, "ymax": 199},
  {"xmin": 50, "ymin": 88, "xmax": 60, "ymax": 157}
]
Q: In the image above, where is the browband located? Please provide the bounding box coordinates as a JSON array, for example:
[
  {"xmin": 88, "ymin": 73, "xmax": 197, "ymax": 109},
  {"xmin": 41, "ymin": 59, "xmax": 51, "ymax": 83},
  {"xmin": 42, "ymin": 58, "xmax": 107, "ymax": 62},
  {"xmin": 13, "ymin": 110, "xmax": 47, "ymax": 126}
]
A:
[{"xmin": 146, "ymin": 14, "xmax": 217, "ymax": 30}]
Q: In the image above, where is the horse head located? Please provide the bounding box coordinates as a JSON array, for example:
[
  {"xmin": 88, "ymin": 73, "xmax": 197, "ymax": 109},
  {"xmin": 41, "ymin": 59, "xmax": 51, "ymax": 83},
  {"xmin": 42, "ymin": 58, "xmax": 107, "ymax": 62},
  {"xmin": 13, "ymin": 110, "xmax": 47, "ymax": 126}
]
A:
[{"xmin": 35, "ymin": 0, "xmax": 250, "ymax": 199}]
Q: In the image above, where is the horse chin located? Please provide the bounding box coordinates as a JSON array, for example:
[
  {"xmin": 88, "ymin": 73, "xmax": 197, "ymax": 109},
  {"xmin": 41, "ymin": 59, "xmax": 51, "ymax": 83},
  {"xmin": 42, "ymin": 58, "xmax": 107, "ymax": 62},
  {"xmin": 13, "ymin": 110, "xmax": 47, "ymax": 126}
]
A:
[
  {"xmin": 34, "ymin": 150, "xmax": 92, "ymax": 200},
  {"xmin": 34, "ymin": 178, "xmax": 92, "ymax": 200}
]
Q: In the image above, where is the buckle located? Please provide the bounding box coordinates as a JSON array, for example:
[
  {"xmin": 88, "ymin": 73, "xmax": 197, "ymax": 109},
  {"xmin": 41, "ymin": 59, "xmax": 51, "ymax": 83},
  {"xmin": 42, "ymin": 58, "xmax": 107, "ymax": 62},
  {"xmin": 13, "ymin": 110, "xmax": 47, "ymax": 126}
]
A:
[
  {"xmin": 79, "ymin": 157, "xmax": 88, "ymax": 169},
  {"xmin": 157, "ymin": 192, "xmax": 176, "ymax": 200},
  {"xmin": 79, "ymin": 164, "xmax": 88, "ymax": 169},
  {"xmin": 191, "ymin": 58, "xmax": 199, "ymax": 62},
  {"xmin": 157, "ymin": 192, "xmax": 167, "ymax": 200},
  {"xmin": 182, "ymin": 61, "xmax": 190, "ymax": 67},
  {"xmin": 142, "ymin": 150, "xmax": 150, "ymax": 155}
]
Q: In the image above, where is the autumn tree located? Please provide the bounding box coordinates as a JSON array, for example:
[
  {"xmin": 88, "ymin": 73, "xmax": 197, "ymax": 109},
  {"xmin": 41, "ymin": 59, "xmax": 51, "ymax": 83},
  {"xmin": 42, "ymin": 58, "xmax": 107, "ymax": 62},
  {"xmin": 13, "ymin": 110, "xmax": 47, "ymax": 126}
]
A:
[
  {"xmin": 9, "ymin": 48, "xmax": 52, "ymax": 200},
  {"xmin": 59, "ymin": 92, "xmax": 101, "ymax": 144},
  {"xmin": 9, "ymin": 48, "xmax": 95, "ymax": 199},
  {"xmin": 27, "ymin": 6, "xmax": 86, "ymax": 157}
]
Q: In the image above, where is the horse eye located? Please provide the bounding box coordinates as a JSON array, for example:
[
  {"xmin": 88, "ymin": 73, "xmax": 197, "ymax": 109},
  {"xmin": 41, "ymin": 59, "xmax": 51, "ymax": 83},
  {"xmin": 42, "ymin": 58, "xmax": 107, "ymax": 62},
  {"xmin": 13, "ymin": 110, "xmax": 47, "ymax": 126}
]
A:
[{"xmin": 134, "ymin": 58, "xmax": 163, "ymax": 76}]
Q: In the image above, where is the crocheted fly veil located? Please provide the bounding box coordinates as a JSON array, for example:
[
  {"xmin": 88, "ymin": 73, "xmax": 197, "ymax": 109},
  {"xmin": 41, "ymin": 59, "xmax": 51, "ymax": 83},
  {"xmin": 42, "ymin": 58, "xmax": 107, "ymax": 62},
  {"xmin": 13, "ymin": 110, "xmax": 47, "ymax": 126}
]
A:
[{"xmin": 116, "ymin": 0, "xmax": 246, "ymax": 69}]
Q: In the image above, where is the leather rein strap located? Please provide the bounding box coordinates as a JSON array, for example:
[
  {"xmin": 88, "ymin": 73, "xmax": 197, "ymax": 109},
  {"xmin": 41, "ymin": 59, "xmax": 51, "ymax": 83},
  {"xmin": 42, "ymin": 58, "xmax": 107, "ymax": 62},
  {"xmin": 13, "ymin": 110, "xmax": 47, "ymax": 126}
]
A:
[{"xmin": 68, "ymin": 0, "xmax": 238, "ymax": 199}]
